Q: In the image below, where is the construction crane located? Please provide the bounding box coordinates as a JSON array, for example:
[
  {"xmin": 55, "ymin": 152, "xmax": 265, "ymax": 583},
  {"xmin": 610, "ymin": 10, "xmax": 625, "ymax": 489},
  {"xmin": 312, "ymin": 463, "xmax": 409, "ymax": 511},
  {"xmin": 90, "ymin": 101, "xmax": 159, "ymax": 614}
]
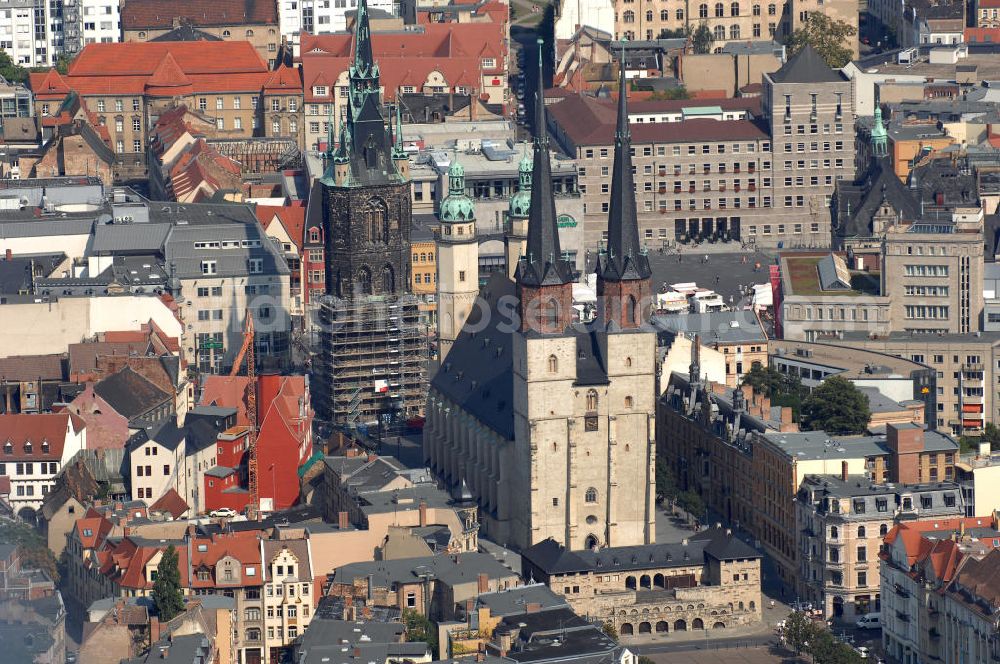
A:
[{"xmin": 230, "ymin": 310, "xmax": 259, "ymax": 519}]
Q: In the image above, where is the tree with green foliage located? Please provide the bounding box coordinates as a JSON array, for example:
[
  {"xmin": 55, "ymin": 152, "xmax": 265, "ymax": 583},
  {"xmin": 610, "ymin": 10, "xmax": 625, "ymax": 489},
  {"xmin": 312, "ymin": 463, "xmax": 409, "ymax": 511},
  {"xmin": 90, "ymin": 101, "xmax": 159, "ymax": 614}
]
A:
[
  {"xmin": 741, "ymin": 363, "xmax": 809, "ymax": 418},
  {"xmin": 601, "ymin": 621, "xmax": 619, "ymax": 640},
  {"xmin": 0, "ymin": 520, "xmax": 59, "ymax": 582},
  {"xmin": 983, "ymin": 422, "xmax": 1000, "ymax": 451},
  {"xmin": 782, "ymin": 611, "xmax": 815, "ymax": 654},
  {"xmin": 0, "ymin": 49, "xmax": 28, "ymax": 83},
  {"xmin": 800, "ymin": 376, "xmax": 871, "ymax": 435},
  {"xmin": 691, "ymin": 23, "xmax": 714, "ymax": 54},
  {"xmin": 658, "ymin": 27, "xmax": 689, "ymax": 39},
  {"xmin": 402, "ymin": 608, "xmax": 438, "ymax": 653},
  {"xmin": 655, "ymin": 457, "xmax": 678, "ymax": 504},
  {"xmin": 152, "ymin": 544, "xmax": 185, "ymax": 621},
  {"xmin": 784, "ymin": 12, "xmax": 857, "ymax": 68},
  {"xmin": 677, "ymin": 490, "xmax": 705, "ymax": 521}
]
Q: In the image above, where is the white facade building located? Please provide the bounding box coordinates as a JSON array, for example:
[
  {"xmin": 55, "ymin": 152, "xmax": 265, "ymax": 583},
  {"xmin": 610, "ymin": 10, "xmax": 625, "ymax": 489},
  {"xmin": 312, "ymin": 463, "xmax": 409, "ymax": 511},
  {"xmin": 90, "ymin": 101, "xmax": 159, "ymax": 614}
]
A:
[
  {"xmin": 0, "ymin": 413, "xmax": 87, "ymax": 514},
  {"xmin": 278, "ymin": 0, "xmax": 396, "ymax": 56}
]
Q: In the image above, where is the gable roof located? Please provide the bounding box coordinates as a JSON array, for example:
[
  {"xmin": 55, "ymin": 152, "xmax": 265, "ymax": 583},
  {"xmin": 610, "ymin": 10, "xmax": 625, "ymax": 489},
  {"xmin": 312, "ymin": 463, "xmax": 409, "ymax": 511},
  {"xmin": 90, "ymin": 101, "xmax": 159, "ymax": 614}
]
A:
[
  {"xmin": 149, "ymin": 24, "xmax": 224, "ymax": 42},
  {"xmin": 0, "ymin": 354, "xmax": 67, "ymax": 381},
  {"xmin": 769, "ymin": 45, "xmax": 846, "ymax": 84},
  {"xmin": 94, "ymin": 367, "xmax": 171, "ymax": 421},
  {"xmin": 149, "ymin": 487, "xmax": 189, "ymax": 519},
  {"xmin": 0, "ymin": 413, "xmax": 78, "ymax": 460},
  {"xmin": 263, "ymin": 63, "xmax": 302, "ymax": 93},
  {"xmin": 255, "ymin": 205, "xmax": 307, "ymax": 252}
]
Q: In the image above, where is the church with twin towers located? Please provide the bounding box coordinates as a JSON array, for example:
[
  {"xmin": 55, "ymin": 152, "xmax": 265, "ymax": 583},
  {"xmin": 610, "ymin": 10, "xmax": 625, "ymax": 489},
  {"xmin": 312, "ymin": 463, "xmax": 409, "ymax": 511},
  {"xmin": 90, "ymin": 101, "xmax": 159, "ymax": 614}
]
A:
[{"xmin": 425, "ymin": 42, "xmax": 657, "ymax": 552}]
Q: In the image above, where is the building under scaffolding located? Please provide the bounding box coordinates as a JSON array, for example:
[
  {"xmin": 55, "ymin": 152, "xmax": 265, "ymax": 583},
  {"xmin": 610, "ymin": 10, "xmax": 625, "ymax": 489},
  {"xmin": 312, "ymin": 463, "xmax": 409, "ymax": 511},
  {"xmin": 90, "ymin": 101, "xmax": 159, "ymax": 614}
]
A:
[{"xmin": 314, "ymin": 295, "xmax": 426, "ymax": 427}]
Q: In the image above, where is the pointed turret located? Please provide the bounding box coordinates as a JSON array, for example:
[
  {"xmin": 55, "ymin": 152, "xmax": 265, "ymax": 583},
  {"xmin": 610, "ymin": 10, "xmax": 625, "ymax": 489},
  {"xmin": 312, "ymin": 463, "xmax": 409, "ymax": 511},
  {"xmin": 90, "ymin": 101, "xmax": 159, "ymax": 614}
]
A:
[
  {"xmin": 871, "ymin": 106, "xmax": 888, "ymax": 159},
  {"xmin": 515, "ymin": 39, "xmax": 575, "ymax": 334},
  {"xmin": 350, "ymin": 0, "xmax": 376, "ymax": 82},
  {"xmin": 437, "ymin": 152, "xmax": 479, "ymax": 359},
  {"xmin": 505, "ymin": 144, "xmax": 532, "ymax": 277},
  {"xmin": 595, "ymin": 42, "xmax": 652, "ymax": 329},
  {"xmin": 516, "ymin": 39, "xmax": 573, "ymax": 290}
]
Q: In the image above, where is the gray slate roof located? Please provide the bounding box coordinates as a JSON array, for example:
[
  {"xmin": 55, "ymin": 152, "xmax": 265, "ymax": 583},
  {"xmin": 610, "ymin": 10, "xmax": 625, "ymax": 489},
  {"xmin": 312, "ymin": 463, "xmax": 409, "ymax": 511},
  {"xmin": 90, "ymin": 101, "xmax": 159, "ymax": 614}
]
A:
[
  {"xmin": 769, "ymin": 45, "xmax": 846, "ymax": 84},
  {"xmin": 334, "ymin": 552, "xmax": 518, "ymax": 589},
  {"xmin": 650, "ymin": 310, "xmax": 766, "ymax": 344}
]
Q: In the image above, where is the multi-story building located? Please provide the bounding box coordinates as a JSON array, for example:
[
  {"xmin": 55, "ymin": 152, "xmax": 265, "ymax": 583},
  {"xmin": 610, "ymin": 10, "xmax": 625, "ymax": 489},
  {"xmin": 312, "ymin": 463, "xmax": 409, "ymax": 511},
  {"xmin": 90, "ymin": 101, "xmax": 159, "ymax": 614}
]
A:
[
  {"xmin": 299, "ymin": 20, "xmax": 508, "ymax": 152},
  {"xmin": 828, "ymin": 332, "xmax": 1000, "ymax": 436},
  {"xmin": 29, "ymin": 41, "xmax": 294, "ymax": 165},
  {"xmin": 651, "ymin": 310, "xmax": 768, "ymax": 387},
  {"xmin": 278, "ymin": 0, "xmax": 395, "ymax": 54},
  {"xmin": 160, "ymin": 202, "xmax": 292, "ymax": 372},
  {"xmin": 796, "ymin": 472, "xmax": 965, "ymax": 621},
  {"xmin": 66, "ymin": 522, "xmax": 318, "ymax": 664},
  {"xmin": 424, "ymin": 50, "xmax": 657, "ymax": 552},
  {"xmin": 0, "ymin": 0, "xmax": 61, "ymax": 67},
  {"xmin": 121, "ymin": 0, "xmax": 281, "ymax": 67},
  {"xmin": 659, "ymin": 359, "xmax": 960, "ymax": 592},
  {"xmin": 522, "ymin": 527, "xmax": 763, "ymax": 636},
  {"xmin": 0, "ymin": 413, "xmax": 87, "ymax": 517},
  {"xmin": 611, "ymin": 0, "xmax": 856, "ymax": 53},
  {"xmin": 549, "ymin": 46, "xmax": 854, "ymax": 249},
  {"xmin": 62, "ymin": 0, "xmax": 121, "ymax": 55},
  {"xmin": 976, "ymin": 0, "xmax": 1000, "ymax": 26},
  {"xmin": 880, "ymin": 516, "xmax": 1000, "ymax": 664}
]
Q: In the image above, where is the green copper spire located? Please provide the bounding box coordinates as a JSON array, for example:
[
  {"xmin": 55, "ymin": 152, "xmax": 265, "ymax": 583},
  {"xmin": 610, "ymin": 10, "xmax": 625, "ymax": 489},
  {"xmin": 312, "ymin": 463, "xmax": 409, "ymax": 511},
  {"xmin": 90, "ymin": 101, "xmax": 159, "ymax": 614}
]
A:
[
  {"xmin": 871, "ymin": 106, "xmax": 888, "ymax": 158},
  {"xmin": 325, "ymin": 104, "xmax": 335, "ymax": 158},
  {"xmin": 440, "ymin": 151, "xmax": 475, "ymax": 223}
]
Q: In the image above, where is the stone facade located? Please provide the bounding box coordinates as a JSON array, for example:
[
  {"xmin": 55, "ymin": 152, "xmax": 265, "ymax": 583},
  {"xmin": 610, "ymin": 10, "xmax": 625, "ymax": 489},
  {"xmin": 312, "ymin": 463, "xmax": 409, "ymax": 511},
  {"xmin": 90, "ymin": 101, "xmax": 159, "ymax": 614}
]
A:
[{"xmin": 522, "ymin": 529, "xmax": 763, "ymax": 638}]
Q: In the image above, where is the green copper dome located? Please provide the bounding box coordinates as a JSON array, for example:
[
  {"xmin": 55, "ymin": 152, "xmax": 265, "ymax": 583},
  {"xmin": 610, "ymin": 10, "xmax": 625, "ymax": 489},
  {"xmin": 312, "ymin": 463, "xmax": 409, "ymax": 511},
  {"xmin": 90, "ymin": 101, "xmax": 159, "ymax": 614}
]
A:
[
  {"xmin": 441, "ymin": 154, "xmax": 475, "ymax": 223},
  {"xmin": 509, "ymin": 149, "xmax": 533, "ymax": 219}
]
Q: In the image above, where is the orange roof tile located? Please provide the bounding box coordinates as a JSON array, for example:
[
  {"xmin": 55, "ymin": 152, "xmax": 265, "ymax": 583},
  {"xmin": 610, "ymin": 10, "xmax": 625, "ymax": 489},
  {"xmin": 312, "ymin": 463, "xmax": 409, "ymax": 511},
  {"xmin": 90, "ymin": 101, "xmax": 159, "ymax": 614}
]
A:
[
  {"xmin": 0, "ymin": 413, "xmax": 80, "ymax": 460},
  {"xmin": 263, "ymin": 63, "xmax": 303, "ymax": 93},
  {"xmin": 255, "ymin": 205, "xmax": 307, "ymax": 251}
]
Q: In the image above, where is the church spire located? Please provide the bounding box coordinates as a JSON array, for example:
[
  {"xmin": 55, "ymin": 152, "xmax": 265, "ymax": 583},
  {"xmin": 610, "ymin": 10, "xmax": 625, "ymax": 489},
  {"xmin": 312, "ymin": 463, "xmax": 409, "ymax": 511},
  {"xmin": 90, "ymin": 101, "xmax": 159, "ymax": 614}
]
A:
[
  {"xmin": 351, "ymin": 0, "xmax": 375, "ymax": 80},
  {"xmin": 599, "ymin": 40, "xmax": 650, "ymax": 283},
  {"xmin": 516, "ymin": 38, "xmax": 573, "ymax": 289}
]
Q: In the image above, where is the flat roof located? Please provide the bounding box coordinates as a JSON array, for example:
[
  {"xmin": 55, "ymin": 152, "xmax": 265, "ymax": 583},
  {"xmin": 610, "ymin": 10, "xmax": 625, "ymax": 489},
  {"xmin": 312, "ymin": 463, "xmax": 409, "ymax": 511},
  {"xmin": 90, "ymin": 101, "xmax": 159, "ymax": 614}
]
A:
[
  {"xmin": 781, "ymin": 253, "xmax": 880, "ymax": 297},
  {"xmin": 763, "ymin": 428, "xmax": 958, "ymax": 460},
  {"xmin": 768, "ymin": 339, "xmax": 929, "ymax": 378}
]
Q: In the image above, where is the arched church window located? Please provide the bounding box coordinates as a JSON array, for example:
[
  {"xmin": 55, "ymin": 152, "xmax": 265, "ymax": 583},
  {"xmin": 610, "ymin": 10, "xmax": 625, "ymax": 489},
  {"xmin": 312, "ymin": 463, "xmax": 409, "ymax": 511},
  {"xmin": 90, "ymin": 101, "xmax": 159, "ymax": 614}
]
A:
[
  {"xmin": 363, "ymin": 198, "xmax": 388, "ymax": 243},
  {"xmin": 381, "ymin": 265, "xmax": 394, "ymax": 293},
  {"xmin": 587, "ymin": 389, "xmax": 598, "ymax": 411},
  {"xmin": 585, "ymin": 487, "xmax": 598, "ymax": 503},
  {"xmin": 356, "ymin": 267, "xmax": 372, "ymax": 295},
  {"xmin": 548, "ymin": 355, "xmax": 558, "ymax": 373}
]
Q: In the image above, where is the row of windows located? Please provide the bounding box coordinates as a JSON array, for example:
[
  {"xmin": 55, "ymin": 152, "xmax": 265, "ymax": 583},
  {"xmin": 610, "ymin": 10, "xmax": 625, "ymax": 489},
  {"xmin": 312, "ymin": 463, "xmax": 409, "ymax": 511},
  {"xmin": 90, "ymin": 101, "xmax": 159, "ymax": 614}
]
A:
[
  {"xmin": 782, "ymin": 124, "xmax": 845, "ymax": 136},
  {"xmin": 620, "ymin": 2, "xmax": 779, "ymax": 19},
  {"xmin": 585, "ymin": 196, "xmax": 770, "ymax": 214},
  {"xmin": 904, "ymin": 285, "xmax": 949, "ymax": 297},
  {"xmin": 0, "ymin": 461, "xmax": 58, "ymax": 475},
  {"xmin": 585, "ymin": 142, "xmax": 769, "ymax": 159},
  {"xmin": 779, "ymin": 140, "xmax": 846, "ymax": 154},
  {"xmin": 904, "ymin": 264, "xmax": 949, "ymax": 277},
  {"xmin": 905, "ymin": 305, "xmax": 950, "ymax": 320}
]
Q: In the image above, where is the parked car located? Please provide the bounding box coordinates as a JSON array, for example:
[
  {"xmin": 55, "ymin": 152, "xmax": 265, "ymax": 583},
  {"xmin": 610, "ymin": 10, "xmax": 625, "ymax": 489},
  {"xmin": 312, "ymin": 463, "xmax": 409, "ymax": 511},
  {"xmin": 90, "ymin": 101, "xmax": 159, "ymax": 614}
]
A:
[
  {"xmin": 210, "ymin": 508, "xmax": 237, "ymax": 518},
  {"xmin": 854, "ymin": 646, "xmax": 870, "ymax": 659}
]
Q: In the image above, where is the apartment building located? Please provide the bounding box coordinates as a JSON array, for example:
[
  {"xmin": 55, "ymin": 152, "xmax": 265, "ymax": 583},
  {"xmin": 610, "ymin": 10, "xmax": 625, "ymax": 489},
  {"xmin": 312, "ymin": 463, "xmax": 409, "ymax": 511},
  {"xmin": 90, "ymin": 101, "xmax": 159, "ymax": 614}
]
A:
[
  {"xmin": 796, "ymin": 472, "xmax": 965, "ymax": 621},
  {"xmin": 658, "ymin": 363, "xmax": 960, "ymax": 591},
  {"xmin": 160, "ymin": 202, "xmax": 292, "ymax": 372},
  {"xmin": 29, "ymin": 41, "xmax": 291, "ymax": 161},
  {"xmin": 651, "ymin": 310, "xmax": 768, "ymax": 387},
  {"xmin": 66, "ymin": 521, "xmax": 318, "ymax": 664},
  {"xmin": 62, "ymin": 0, "xmax": 120, "ymax": 54},
  {"xmin": 829, "ymin": 332, "xmax": 1000, "ymax": 436},
  {"xmin": 0, "ymin": 0, "xmax": 61, "ymax": 67},
  {"xmin": 277, "ymin": 0, "xmax": 395, "ymax": 54},
  {"xmin": 299, "ymin": 21, "xmax": 508, "ymax": 151},
  {"xmin": 0, "ymin": 413, "xmax": 87, "ymax": 516},
  {"xmin": 880, "ymin": 517, "xmax": 1000, "ymax": 664},
  {"xmin": 548, "ymin": 46, "xmax": 853, "ymax": 249},
  {"xmin": 122, "ymin": 0, "xmax": 281, "ymax": 67}
]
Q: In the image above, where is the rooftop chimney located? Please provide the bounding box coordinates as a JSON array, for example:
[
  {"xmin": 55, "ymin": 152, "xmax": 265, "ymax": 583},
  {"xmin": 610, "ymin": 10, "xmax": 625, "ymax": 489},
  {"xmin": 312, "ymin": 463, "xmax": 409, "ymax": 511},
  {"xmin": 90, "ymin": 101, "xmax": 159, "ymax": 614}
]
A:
[
  {"xmin": 841, "ymin": 460, "xmax": 849, "ymax": 482},
  {"xmin": 477, "ymin": 572, "xmax": 489, "ymax": 594},
  {"xmin": 4, "ymin": 249, "xmax": 11, "ymax": 261},
  {"xmin": 525, "ymin": 602, "xmax": 542, "ymax": 613},
  {"xmin": 338, "ymin": 511, "xmax": 349, "ymax": 530},
  {"xmin": 418, "ymin": 500, "xmax": 427, "ymax": 527}
]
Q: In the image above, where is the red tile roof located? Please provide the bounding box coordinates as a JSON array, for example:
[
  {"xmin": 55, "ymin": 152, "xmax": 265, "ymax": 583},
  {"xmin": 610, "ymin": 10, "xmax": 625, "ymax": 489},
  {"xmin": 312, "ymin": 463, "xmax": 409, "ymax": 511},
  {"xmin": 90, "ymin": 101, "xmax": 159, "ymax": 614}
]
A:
[
  {"xmin": 149, "ymin": 487, "xmax": 189, "ymax": 519},
  {"xmin": 31, "ymin": 42, "xmax": 271, "ymax": 97},
  {"xmin": 547, "ymin": 94, "xmax": 769, "ymax": 147},
  {"xmin": 121, "ymin": 0, "xmax": 278, "ymax": 29},
  {"xmin": 263, "ymin": 63, "xmax": 302, "ymax": 93},
  {"xmin": 0, "ymin": 413, "xmax": 81, "ymax": 461},
  {"xmin": 255, "ymin": 205, "xmax": 307, "ymax": 252},
  {"xmin": 189, "ymin": 531, "xmax": 263, "ymax": 587}
]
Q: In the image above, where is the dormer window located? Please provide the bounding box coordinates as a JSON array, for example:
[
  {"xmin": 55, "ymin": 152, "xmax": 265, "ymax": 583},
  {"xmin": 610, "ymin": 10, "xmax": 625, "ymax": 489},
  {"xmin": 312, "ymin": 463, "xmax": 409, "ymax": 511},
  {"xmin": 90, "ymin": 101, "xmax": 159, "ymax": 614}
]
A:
[
  {"xmin": 23, "ymin": 441, "xmax": 32, "ymax": 454},
  {"xmin": 41, "ymin": 439, "xmax": 49, "ymax": 454},
  {"xmin": 4, "ymin": 441, "xmax": 12, "ymax": 454}
]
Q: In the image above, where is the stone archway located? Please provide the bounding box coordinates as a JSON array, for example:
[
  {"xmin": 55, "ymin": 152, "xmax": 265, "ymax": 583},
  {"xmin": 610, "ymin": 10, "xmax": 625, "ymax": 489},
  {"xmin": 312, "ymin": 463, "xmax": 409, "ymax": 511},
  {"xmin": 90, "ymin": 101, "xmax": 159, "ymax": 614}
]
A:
[
  {"xmin": 655, "ymin": 621, "xmax": 668, "ymax": 633},
  {"xmin": 626, "ymin": 576, "xmax": 637, "ymax": 590},
  {"xmin": 640, "ymin": 575, "xmax": 651, "ymax": 589},
  {"xmin": 693, "ymin": 618, "xmax": 705, "ymax": 630},
  {"xmin": 621, "ymin": 623, "xmax": 634, "ymax": 636},
  {"xmin": 713, "ymin": 622, "xmax": 726, "ymax": 629},
  {"xmin": 673, "ymin": 619, "xmax": 686, "ymax": 631},
  {"xmin": 653, "ymin": 573, "xmax": 665, "ymax": 588},
  {"xmin": 638, "ymin": 622, "xmax": 651, "ymax": 634}
]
